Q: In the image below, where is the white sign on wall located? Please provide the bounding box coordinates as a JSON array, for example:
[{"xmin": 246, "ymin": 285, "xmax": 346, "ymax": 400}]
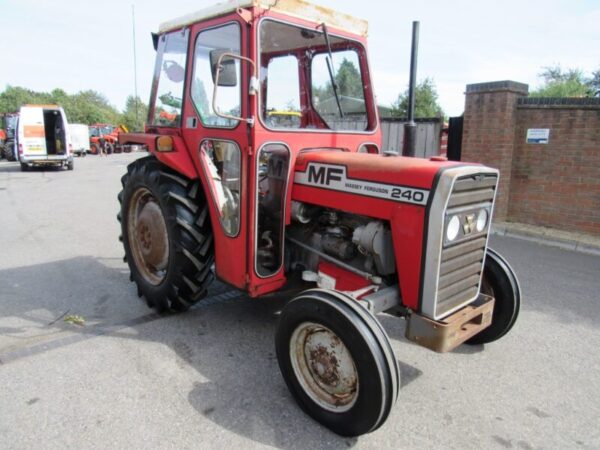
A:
[{"xmin": 526, "ymin": 128, "xmax": 550, "ymax": 144}]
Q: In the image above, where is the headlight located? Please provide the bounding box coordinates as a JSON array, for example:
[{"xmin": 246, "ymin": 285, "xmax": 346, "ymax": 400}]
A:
[
  {"xmin": 476, "ymin": 209, "xmax": 488, "ymax": 232},
  {"xmin": 446, "ymin": 215, "xmax": 460, "ymax": 242}
]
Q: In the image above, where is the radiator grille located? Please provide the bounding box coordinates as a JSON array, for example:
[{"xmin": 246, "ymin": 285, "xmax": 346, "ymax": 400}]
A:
[{"xmin": 434, "ymin": 174, "xmax": 498, "ymax": 318}]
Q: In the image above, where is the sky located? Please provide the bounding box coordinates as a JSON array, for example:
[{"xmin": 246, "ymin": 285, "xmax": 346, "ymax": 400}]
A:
[{"xmin": 1, "ymin": 0, "xmax": 598, "ymax": 116}]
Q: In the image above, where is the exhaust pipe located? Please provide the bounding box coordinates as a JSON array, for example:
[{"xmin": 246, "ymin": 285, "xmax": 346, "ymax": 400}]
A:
[{"xmin": 402, "ymin": 21, "xmax": 419, "ymax": 158}]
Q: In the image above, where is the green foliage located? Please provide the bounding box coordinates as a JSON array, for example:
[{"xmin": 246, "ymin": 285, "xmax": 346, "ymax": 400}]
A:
[
  {"xmin": 0, "ymin": 85, "xmax": 143, "ymax": 126},
  {"xmin": 391, "ymin": 78, "xmax": 444, "ymax": 118},
  {"xmin": 590, "ymin": 70, "xmax": 600, "ymax": 96},
  {"xmin": 335, "ymin": 58, "xmax": 363, "ymax": 98},
  {"xmin": 530, "ymin": 65, "xmax": 599, "ymax": 98},
  {"xmin": 121, "ymin": 96, "xmax": 148, "ymax": 132},
  {"xmin": 313, "ymin": 57, "xmax": 364, "ymax": 101}
]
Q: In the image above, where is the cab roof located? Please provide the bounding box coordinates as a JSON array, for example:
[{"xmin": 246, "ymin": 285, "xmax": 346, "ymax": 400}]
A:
[{"xmin": 158, "ymin": 0, "xmax": 368, "ymax": 36}]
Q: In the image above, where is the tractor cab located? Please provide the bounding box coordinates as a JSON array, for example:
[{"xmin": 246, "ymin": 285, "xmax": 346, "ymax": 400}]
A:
[{"xmin": 136, "ymin": 1, "xmax": 379, "ymax": 295}]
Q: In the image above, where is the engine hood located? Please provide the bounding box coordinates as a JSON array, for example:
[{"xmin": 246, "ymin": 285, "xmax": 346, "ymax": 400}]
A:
[{"xmin": 293, "ymin": 151, "xmax": 469, "ymax": 215}]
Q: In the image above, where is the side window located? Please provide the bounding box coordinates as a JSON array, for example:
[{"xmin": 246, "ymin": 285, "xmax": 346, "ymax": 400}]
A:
[
  {"xmin": 200, "ymin": 140, "xmax": 241, "ymax": 236},
  {"xmin": 264, "ymin": 55, "xmax": 301, "ymax": 129},
  {"xmin": 151, "ymin": 30, "xmax": 189, "ymax": 127},
  {"xmin": 256, "ymin": 144, "xmax": 290, "ymax": 277},
  {"xmin": 192, "ymin": 23, "xmax": 241, "ymax": 128}
]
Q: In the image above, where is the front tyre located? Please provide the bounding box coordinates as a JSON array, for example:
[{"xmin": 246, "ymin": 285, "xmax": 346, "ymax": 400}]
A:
[
  {"xmin": 118, "ymin": 156, "xmax": 214, "ymax": 312},
  {"xmin": 466, "ymin": 249, "xmax": 521, "ymax": 345},
  {"xmin": 276, "ymin": 289, "xmax": 399, "ymax": 436}
]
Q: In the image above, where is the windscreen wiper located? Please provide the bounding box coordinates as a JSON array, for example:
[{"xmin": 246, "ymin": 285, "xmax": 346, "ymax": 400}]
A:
[{"xmin": 320, "ymin": 23, "xmax": 344, "ymax": 118}]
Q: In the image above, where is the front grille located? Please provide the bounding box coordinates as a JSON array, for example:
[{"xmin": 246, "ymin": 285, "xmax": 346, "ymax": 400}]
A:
[{"xmin": 434, "ymin": 173, "xmax": 498, "ymax": 318}]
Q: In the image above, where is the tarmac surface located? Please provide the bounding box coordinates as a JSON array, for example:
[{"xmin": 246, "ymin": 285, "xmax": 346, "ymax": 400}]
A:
[{"xmin": 1, "ymin": 153, "xmax": 599, "ymax": 449}]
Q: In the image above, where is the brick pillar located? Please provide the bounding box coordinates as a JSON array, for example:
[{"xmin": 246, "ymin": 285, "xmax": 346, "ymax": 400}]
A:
[{"xmin": 462, "ymin": 81, "xmax": 528, "ymax": 221}]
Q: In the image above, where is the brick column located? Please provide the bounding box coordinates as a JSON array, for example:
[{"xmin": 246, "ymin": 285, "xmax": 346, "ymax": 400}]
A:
[{"xmin": 461, "ymin": 81, "xmax": 528, "ymax": 221}]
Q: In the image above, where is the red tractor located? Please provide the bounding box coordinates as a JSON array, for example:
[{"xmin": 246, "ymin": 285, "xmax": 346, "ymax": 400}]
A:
[
  {"xmin": 118, "ymin": 0, "xmax": 520, "ymax": 436},
  {"xmin": 1, "ymin": 112, "xmax": 19, "ymax": 161},
  {"xmin": 89, "ymin": 123, "xmax": 130, "ymax": 154}
]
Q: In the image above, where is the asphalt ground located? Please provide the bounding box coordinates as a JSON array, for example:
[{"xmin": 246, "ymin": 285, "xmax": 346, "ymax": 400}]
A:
[{"xmin": 1, "ymin": 153, "xmax": 599, "ymax": 449}]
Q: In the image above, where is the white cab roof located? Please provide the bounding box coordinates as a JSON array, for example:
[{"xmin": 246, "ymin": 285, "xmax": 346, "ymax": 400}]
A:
[{"xmin": 158, "ymin": 0, "xmax": 368, "ymax": 36}]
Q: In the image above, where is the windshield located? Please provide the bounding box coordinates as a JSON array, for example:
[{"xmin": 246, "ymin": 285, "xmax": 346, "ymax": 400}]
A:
[
  {"xmin": 259, "ymin": 19, "xmax": 374, "ymax": 132},
  {"xmin": 151, "ymin": 29, "xmax": 189, "ymax": 127},
  {"xmin": 89, "ymin": 126, "xmax": 113, "ymax": 136}
]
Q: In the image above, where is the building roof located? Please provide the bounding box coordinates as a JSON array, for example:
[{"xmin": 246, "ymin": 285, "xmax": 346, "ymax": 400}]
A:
[{"xmin": 158, "ymin": 0, "xmax": 368, "ymax": 36}]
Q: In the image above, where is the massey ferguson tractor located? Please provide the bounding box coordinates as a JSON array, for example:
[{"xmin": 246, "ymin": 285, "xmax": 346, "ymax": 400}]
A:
[{"xmin": 118, "ymin": 0, "xmax": 520, "ymax": 436}]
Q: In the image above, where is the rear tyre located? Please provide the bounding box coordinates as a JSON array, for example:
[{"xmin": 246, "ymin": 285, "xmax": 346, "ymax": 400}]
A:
[
  {"xmin": 276, "ymin": 289, "xmax": 399, "ymax": 436},
  {"xmin": 67, "ymin": 159, "xmax": 74, "ymax": 171},
  {"xmin": 466, "ymin": 249, "xmax": 521, "ymax": 345},
  {"xmin": 20, "ymin": 162, "xmax": 28, "ymax": 172},
  {"xmin": 118, "ymin": 156, "xmax": 214, "ymax": 312},
  {"xmin": 4, "ymin": 140, "xmax": 15, "ymax": 161}
]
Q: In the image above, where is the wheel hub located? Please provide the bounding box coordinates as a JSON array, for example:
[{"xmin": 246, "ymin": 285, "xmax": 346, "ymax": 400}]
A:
[
  {"xmin": 290, "ymin": 322, "xmax": 358, "ymax": 412},
  {"xmin": 127, "ymin": 188, "xmax": 169, "ymax": 285},
  {"xmin": 136, "ymin": 201, "xmax": 168, "ymax": 269}
]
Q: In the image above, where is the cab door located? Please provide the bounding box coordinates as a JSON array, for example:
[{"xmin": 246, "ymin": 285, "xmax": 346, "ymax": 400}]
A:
[{"xmin": 180, "ymin": 16, "xmax": 251, "ymax": 289}]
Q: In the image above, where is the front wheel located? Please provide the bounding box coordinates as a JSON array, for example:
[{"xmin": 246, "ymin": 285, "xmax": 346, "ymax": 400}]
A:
[
  {"xmin": 118, "ymin": 156, "xmax": 215, "ymax": 312},
  {"xmin": 276, "ymin": 289, "xmax": 400, "ymax": 436},
  {"xmin": 466, "ymin": 249, "xmax": 521, "ymax": 345}
]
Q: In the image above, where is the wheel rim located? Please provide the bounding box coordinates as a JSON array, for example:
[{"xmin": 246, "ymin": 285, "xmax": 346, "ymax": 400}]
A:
[
  {"xmin": 127, "ymin": 187, "xmax": 169, "ymax": 285},
  {"xmin": 289, "ymin": 322, "xmax": 359, "ymax": 412}
]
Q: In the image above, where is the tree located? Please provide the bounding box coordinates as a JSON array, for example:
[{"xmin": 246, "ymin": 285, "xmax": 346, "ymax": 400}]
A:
[
  {"xmin": 0, "ymin": 86, "xmax": 121, "ymax": 125},
  {"xmin": 336, "ymin": 58, "xmax": 363, "ymax": 98},
  {"xmin": 0, "ymin": 86, "xmax": 51, "ymax": 113},
  {"xmin": 121, "ymin": 95, "xmax": 148, "ymax": 132},
  {"xmin": 530, "ymin": 65, "xmax": 597, "ymax": 97},
  {"xmin": 589, "ymin": 69, "xmax": 600, "ymax": 97},
  {"xmin": 313, "ymin": 57, "xmax": 364, "ymax": 101},
  {"xmin": 391, "ymin": 78, "xmax": 444, "ymax": 118}
]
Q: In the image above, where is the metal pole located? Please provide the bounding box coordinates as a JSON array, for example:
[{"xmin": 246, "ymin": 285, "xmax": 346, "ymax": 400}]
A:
[
  {"xmin": 402, "ymin": 21, "xmax": 419, "ymax": 157},
  {"xmin": 132, "ymin": 5, "xmax": 139, "ymax": 125}
]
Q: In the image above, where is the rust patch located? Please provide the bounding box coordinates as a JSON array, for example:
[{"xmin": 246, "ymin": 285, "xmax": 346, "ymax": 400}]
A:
[{"xmin": 309, "ymin": 344, "xmax": 340, "ymax": 386}]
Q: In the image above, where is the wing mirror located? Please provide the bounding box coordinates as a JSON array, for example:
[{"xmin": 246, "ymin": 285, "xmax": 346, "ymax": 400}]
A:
[
  {"xmin": 212, "ymin": 52, "xmax": 259, "ymax": 126},
  {"xmin": 210, "ymin": 49, "xmax": 238, "ymax": 86}
]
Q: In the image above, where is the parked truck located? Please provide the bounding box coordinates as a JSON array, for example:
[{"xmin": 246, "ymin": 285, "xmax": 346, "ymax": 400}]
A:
[{"xmin": 117, "ymin": 0, "xmax": 520, "ymax": 436}]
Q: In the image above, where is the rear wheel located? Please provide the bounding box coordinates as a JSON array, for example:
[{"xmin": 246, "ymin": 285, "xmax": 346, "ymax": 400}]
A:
[
  {"xmin": 276, "ymin": 289, "xmax": 399, "ymax": 436},
  {"xmin": 466, "ymin": 249, "xmax": 520, "ymax": 345},
  {"xmin": 20, "ymin": 162, "xmax": 28, "ymax": 172},
  {"xmin": 118, "ymin": 156, "xmax": 214, "ymax": 312},
  {"xmin": 67, "ymin": 158, "xmax": 74, "ymax": 170},
  {"xmin": 4, "ymin": 140, "xmax": 15, "ymax": 161}
]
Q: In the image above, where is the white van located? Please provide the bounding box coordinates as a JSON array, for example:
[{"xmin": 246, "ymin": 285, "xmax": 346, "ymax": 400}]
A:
[
  {"xmin": 69, "ymin": 124, "xmax": 91, "ymax": 156},
  {"xmin": 16, "ymin": 105, "xmax": 74, "ymax": 171}
]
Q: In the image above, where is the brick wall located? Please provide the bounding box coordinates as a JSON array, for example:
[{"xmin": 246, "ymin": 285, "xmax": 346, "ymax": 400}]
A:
[
  {"xmin": 462, "ymin": 81, "xmax": 600, "ymax": 236},
  {"xmin": 462, "ymin": 81, "xmax": 528, "ymax": 220}
]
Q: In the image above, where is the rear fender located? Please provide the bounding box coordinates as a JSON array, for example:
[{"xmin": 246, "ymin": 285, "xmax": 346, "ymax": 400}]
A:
[{"xmin": 119, "ymin": 132, "xmax": 198, "ymax": 180}]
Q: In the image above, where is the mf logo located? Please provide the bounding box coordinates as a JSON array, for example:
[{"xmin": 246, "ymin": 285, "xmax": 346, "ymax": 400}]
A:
[
  {"xmin": 307, "ymin": 164, "xmax": 344, "ymax": 186},
  {"xmin": 463, "ymin": 214, "xmax": 476, "ymax": 234}
]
